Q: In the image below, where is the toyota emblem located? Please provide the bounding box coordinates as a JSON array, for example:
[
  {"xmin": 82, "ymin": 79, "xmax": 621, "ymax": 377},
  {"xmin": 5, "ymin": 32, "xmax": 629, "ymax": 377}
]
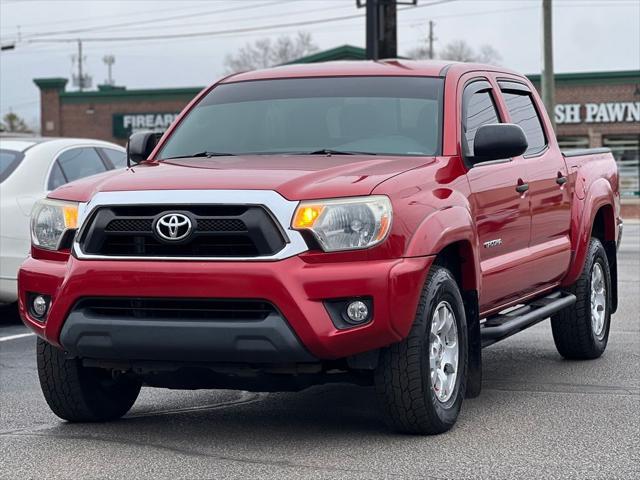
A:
[{"xmin": 155, "ymin": 213, "xmax": 193, "ymax": 241}]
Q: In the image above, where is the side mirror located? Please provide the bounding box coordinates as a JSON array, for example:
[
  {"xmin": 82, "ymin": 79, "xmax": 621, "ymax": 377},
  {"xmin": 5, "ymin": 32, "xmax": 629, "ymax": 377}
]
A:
[
  {"xmin": 471, "ymin": 124, "xmax": 528, "ymax": 165},
  {"xmin": 126, "ymin": 131, "xmax": 162, "ymax": 166}
]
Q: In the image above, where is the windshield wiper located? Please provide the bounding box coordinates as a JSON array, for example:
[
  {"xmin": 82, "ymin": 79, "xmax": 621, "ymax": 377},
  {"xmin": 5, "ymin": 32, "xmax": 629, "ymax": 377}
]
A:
[
  {"xmin": 162, "ymin": 151, "xmax": 236, "ymax": 160},
  {"xmin": 306, "ymin": 149, "xmax": 377, "ymax": 156}
]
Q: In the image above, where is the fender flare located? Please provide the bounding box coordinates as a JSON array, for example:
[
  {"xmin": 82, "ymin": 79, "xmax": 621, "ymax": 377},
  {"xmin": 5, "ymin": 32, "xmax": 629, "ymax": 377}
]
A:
[
  {"xmin": 404, "ymin": 206, "xmax": 480, "ymax": 292},
  {"xmin": 563, "ymin": 178, "xmax": 616, "ymax": 287},
  {"xmin": 404, "ymin": 206, "xmax": 483, "ymax": 399}
]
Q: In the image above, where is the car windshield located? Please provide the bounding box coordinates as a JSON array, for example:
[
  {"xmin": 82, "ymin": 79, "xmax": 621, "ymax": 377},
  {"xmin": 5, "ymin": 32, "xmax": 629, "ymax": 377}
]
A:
[
  {"xmin": 0, "ymin": 149, "xmax": 24, "ymax": 183},
  {"xmin": 159, "ymin": 76, "xmax": 444, "ymax": 159}
]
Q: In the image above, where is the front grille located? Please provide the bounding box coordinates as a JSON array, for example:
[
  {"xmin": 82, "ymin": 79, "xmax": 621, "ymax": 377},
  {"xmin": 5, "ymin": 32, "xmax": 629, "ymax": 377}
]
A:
[
  {"xmin": 197, "ymin": 218, "xmax": 246, "ymax": 232},
  {"xmin": 75, "ymin": 297, "xmax": 277, "ymax": 321},
  {"xmin": 78, "ymin": 205, "xmax": 286, "ymax": 258},
  {"xmin": 106, "ymin": 219, "xmax": 153, "ymax": 232},
  {"xmin": 105, "ymin": 218, "xmax": 246, "ymax": 233}
]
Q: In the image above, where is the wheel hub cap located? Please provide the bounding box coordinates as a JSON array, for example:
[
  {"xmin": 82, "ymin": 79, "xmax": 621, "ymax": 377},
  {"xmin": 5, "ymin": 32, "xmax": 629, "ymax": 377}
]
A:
[
  {"xmin": 429, "ymin": 301, "xmax": 459, "ymax": 403},
  {"xmin": 590, "ymin": 262, "xmax": 606, "ymax": 338}
]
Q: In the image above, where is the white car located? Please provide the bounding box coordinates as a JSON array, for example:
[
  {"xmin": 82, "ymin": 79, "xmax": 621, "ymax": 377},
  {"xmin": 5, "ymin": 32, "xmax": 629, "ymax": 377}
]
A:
[{"xmin": 0, "ymin": 136, "xmax": 126, "ymax": 304}]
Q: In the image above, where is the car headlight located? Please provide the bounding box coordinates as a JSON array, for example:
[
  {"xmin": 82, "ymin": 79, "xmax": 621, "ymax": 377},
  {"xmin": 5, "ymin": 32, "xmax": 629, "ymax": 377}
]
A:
[
  {"xmin": 292, "ymin": 195, "xmax": 392, "ymax": 252},
  {"xmin": 31, "ymin": 199, "xmax": 79, "ymax": 250}
]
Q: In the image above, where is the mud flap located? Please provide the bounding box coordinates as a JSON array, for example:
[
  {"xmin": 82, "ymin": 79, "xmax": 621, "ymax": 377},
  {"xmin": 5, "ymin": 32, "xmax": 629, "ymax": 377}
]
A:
[
  {"xmin": 604, "ymin": 240, "xmax": 618, "ymax": 314},
  {"xmin": 463, "ymin": 290, "xmax": 482, "ymax": 398}
]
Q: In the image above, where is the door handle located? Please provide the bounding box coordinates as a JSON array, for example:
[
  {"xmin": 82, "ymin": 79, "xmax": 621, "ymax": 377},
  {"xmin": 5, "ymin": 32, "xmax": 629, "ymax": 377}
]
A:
[
  {"xmin": 556, "ymin": 175, "xmax": 567, "ymax": 185},
  {"xmin": 515, "ymin": 182, "xmax": 529, "ymax": 194}
]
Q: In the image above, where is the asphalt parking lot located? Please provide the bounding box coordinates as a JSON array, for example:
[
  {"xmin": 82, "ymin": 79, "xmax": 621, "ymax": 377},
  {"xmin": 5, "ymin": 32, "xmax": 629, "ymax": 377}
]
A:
[{"xmin": 1, "ymin": 224, "xmax": 638, "ymax": 480}]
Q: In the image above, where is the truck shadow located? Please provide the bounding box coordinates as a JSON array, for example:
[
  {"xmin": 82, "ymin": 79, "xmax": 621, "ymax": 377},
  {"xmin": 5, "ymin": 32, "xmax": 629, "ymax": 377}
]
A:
[
  {"xmin": 41, "ymin": 348, "xmax": 580, "ymax": 441},
  {"xmin": 38, "ymin": 328, "xmax": 627, "ymax": 449},
  {"xmin": 0, "ymin": 303, "xmax": 21, "ymax": 325}
]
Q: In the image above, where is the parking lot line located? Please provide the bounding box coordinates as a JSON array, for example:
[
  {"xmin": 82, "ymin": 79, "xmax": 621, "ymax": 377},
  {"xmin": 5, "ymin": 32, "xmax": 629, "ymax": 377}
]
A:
[{"xmin": 0, "ymin": 333, "xmax": 35, "ymax": 342}]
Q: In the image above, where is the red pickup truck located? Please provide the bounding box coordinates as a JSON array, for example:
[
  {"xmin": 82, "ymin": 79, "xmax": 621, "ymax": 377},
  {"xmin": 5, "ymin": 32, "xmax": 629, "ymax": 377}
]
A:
[{"xmin": 19, "ymin": 60, "xmax": 621, "ymax": 434}]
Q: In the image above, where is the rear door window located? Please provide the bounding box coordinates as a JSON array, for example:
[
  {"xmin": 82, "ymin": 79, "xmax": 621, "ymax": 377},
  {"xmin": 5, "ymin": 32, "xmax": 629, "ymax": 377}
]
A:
[
  {"xmin": 501, "ymin": 91, "xmax": 547, "ymax": 156},
  {"xmin": 47, "ymin": 162, "xmax": 67, "ymax": 190},
  {"xmin": 99, "ymin": 148, "xmax": 127, "ymax": 169},
  {"xmin": 0, "ymin": 149, "xmax": 24, "ymax": 183},
  {"xmin": 51, "ymin": 147, "xmax": 108, "ymax": 186}
]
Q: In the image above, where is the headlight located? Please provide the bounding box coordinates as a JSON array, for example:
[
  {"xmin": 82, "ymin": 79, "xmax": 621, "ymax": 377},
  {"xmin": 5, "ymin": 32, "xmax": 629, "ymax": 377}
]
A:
[
  {"xmin": 31, "ymin": 199, "xmax": 79, "ymax": 250},
  {"xmin": 292, "ymin": 195, "xmax": 392, "ymax": 252}
]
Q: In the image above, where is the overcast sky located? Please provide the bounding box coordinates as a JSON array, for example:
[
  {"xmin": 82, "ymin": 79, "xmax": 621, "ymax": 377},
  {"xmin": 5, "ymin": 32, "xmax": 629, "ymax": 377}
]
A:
[{"xmin": 1, "ymin": 0, "xmax": 639, "ymax": 128}]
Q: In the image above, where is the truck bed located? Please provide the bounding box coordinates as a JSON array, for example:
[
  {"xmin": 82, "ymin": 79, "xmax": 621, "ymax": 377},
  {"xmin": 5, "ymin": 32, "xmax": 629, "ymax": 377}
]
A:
[{"xmin": 562, "ymin": 147, "xmax": 612, "ymax": 158}]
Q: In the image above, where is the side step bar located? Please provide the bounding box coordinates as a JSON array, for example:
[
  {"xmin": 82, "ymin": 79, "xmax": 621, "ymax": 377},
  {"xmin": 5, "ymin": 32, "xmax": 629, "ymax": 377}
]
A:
[{"xmin": 480, "ymin": 291, "xmax": 576, "ymax": 348}]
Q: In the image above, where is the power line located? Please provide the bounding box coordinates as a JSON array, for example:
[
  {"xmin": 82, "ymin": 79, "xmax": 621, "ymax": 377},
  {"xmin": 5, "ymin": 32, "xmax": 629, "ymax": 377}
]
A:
[
  {"xmin": 72, "ymin": 3, "xmax": 356, "ymax": 37},
  {"xmin": 26, "ymin": 0, "xmax": 455, "ymax": 44},
  {"xmin": 0, "ymin": 2, "xmax": 208, "ymax": 33},
  {"xmin": 405, "ymin": 1, "xmax": 637, "ymax": 32},
  {"xmin": 0, "ymin": 3, "xmax": 354, "ymax": 45},
  {"xmin": 5, "ymin": 1, "xmax": 454, "ymax": 56},
  {"xmin": 13, "ymin": 1, "xmax": 284, "ymax": 41}
]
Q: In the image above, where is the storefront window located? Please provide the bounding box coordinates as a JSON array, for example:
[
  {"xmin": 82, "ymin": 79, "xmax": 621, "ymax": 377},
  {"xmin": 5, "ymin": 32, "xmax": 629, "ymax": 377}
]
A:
[
  {"xmin": 557, "ymin": 136, "xmax": 589, "ymax": 150},
  {"xmin": 604, "ymin": 135, "xmax": 640, "ymax": 198}
]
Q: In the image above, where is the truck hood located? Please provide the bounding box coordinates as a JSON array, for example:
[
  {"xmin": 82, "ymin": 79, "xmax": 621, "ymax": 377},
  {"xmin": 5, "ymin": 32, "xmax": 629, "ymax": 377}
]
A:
[{"xmin": 51, "ymin": 154, "xmax": 434, "ymax": 202}]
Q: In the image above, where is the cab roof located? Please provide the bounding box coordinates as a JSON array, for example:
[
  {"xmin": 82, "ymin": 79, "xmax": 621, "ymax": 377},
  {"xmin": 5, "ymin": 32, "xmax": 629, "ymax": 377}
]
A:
[{"xmin": 221, "ymin": 59, "xmax": 522, "ymax": 83}]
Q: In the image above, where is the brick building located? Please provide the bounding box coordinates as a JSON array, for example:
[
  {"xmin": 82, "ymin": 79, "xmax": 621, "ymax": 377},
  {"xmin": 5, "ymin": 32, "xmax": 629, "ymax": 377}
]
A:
[
  {"xmin": 34, "ymin": 45, "xmax": 639, "ymax": 197},
  {"xmin": 33, "ymin": 78, "xmax": 199, "ymax": 146}
]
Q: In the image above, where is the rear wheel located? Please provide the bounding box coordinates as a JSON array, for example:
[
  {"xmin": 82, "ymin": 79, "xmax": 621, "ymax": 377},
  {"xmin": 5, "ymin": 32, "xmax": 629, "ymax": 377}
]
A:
[
  {"xmin": 551, "ymin": 238, "xmax": 612, "ymax": 359},
  {"xmin": 375, "ymin": 265, "xmax": 468, "ymax": 434},
  {"xmin": 37, "ymin": 338, "xmax": 141, "ymax": 422}
]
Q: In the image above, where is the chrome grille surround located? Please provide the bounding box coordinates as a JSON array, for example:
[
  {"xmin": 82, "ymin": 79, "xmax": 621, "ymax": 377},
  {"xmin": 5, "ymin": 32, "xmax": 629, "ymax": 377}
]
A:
[{"xmin": 73, "ymin": 190, "xmax": 308, "ymax": 261}]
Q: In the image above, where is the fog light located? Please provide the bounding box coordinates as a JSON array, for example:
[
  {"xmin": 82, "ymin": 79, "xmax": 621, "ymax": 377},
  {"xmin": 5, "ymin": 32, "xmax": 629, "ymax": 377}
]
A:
[
  {"xmin": 346, "ymin": 300, "xmax": 369, "ymax": 324},
  {"xmin": 32, "ymin": 295, "xmax": 49, "ymax": 318}
]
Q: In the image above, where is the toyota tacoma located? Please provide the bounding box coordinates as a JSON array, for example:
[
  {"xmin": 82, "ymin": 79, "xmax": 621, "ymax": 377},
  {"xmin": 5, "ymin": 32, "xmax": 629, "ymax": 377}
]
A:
[{"xmin": 19, "ymin": 60, "xmax": 621, "ymax": 434}]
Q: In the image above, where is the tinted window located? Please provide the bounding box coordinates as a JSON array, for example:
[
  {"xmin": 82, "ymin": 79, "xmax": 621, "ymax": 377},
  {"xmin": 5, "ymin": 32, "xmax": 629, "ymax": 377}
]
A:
[
  {"xmin": 48, "ymin": 162, "xmax": 67, "ymax": 190},
  {"xmin": 159, "ymin": 77, "xmax": 444, "ymax": 158},
  {"xmin": 502, "ymin": 92, "xmax": 547, "ymax": 155},
  {"xmin": 463, "ymin": 90, "xmax": 500, "ymax": 156},
  {"xmin": 0, "ymin": 149, "xmax": 24, "ymax": 183},
  {"xmin": 101, "ymin": 148, "xmax": 127, "ymax": 168},
  {"xmin": 55, "ymin": 148, "xmax": 107, "ymax": 183}
]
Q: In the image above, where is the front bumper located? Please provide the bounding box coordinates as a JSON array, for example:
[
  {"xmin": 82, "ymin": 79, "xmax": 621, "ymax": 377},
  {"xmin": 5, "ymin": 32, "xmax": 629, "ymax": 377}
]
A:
[
  {"xmin": 18, "ymin": 254, "xmax": 432, "ymax": 361},
  {"xmin": 59, "ymin": 301, "xmax": 316, "ymax": 363}
]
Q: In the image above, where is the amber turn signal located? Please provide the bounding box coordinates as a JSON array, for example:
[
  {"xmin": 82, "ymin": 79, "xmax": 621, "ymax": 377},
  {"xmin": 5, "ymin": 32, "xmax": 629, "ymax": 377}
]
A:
[{"xmin": 292, "ymin": 204, "xmax": 325, "ymax": 229}]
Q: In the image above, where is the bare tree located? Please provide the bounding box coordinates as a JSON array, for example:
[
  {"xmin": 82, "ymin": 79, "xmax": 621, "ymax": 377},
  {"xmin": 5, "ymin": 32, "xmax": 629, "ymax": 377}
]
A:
[
  {"xmin": 1, "ymin": 112, "xmax": 32, "ymax": 133},
  {"xmin": 224, "ymin": 32, "xmax": 319, "ymax": 73},
  {"xmin": 438, "ymin": 40, "xmax": 478, "ymax": 62},
  {"xmin": 475, "ymin": 44, "xmax": 502, "ymax": 65},
  {"xmin": 405, "ymin": 44, "xmax": 431, "ymax": 61},
  {"xmin": 406, "ymin": 39, "xmax": 502, "ymax": 65}
]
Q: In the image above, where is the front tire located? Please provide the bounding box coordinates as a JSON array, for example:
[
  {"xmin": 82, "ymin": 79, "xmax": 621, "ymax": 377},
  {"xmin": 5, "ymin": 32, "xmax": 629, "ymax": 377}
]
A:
[
  {"xmin": 375, "ymin": 265, "xmax": 468, "ymax": 434},
  {"xmin": 37, "ymin": 338, "xmax": 141, "ymax": 422},
  {"xmin": 551, "ymin": 238, "xmax": 612, "ymax": 359}
]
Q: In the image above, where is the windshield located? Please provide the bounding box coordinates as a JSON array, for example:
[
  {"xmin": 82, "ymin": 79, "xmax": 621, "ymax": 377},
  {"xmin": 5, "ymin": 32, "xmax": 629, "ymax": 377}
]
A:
[
  {"xmin": 159, "ymin": 76, "xmax": 443, "ymax": 159},
  {"xmin": 0, "ymin": 149, "xmax": 24, "ymax": 183}
]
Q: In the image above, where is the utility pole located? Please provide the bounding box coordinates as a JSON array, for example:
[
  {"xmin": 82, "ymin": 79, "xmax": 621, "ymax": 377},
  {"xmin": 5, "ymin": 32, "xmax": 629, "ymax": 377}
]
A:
[
  {"xmin": 77, "ymin": 40, "xmax": 84, "ymax": 92},
  {"xmin": 542, "ymin": 0, "xmax": 556, "ymax": 131},
  {"xmin": 365, "ymin": 0, "xmax": 380, "ymax": 60},
  {"xmin": 428, "ymin": 20, "xmax": 435, "ymax": 59},
  {"xmin": 361, "ymin": 0, "xmax": 402, "ymax": 60},
  {"xmin": 379, "ymin": 0, "xmax": 397, "ymax": 59},
  {"xmin": 72, "ymin": 39, "xmax": 91, "ymax": 91}
]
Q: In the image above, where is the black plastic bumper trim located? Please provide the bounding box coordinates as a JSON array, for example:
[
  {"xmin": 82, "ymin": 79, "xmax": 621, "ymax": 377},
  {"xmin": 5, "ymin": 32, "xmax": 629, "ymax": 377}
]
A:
[{"xmin": 59, "ymin": 309, "xmax": 317, "ymax": 364}]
